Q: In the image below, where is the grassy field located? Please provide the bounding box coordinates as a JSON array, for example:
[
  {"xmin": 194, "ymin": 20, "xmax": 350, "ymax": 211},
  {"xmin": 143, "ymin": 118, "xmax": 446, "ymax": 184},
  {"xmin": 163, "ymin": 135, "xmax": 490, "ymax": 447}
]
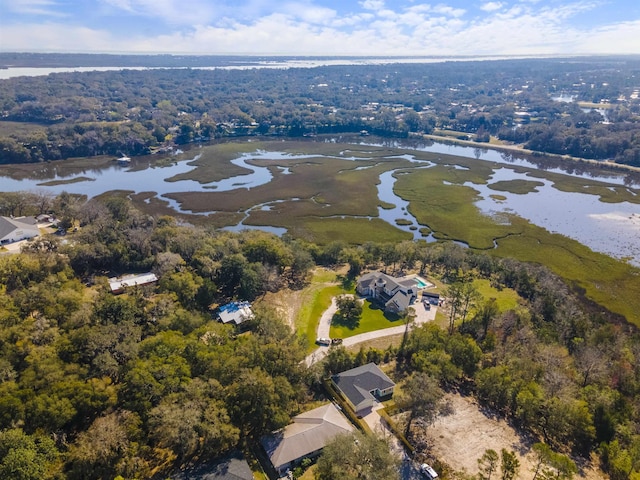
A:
[
  {"xmin": 163, "ymin": 142, "xmax": 415, "ymax": 243},
  {"xmin": 394, "ymin": 165, "xmax": 640, "ymax": 323},
  {"xmin": 473, "ymin": 278, "xmax": 520, "ymax": 312},
  {"xmin": 577, "ymin": 101, "xmax": 613, "ymax": 109},
  {"xmin": 329, "ymin": 300, "xmax": 404, "ymax": 339},
  {"xmin": 37, "ymin": 176, "xmax": 96, "ymax": 186},
  {"xmin": 0, "ymin": 120, "xmax": 48, "ymax": 137},
  {"xmin": 172, "ymin": 141, "xmax": 640, "ymax": 324},
  {"xmin": 293, "ymin": 269, "xmax": 348, "ymax": 352},
  {"xmin": 394, "ymin": 165, "xmax": 522, "ymax": 249}
]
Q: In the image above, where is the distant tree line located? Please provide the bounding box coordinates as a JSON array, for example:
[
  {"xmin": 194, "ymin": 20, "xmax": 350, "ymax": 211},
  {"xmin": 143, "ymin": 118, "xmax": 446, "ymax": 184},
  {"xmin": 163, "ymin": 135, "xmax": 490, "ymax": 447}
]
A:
[{"xmin": 1, "ymin": 56, "xmax": 639, "ymax": 165}]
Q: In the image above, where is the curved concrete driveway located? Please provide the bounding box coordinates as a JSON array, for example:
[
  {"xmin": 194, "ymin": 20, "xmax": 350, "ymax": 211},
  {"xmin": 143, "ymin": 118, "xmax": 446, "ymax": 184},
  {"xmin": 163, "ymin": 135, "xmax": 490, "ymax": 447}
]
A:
[
  {"xmin": 316, "ymin": 296, "xmax": 339, "ymax": 340},
  {"xmin": 305, "ymin": 298, "xmax": 437, "ymax": 367}
]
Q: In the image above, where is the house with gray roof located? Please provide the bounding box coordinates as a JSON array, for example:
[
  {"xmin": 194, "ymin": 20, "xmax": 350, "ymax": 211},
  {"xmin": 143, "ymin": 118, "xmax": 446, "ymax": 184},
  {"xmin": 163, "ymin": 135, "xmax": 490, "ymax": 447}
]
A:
[
  {"xmin": 0, "ymin": 216, "xmax": 39, "ymax": 245},
  {"xmin": 331, "ymin": 363, "xmax": 395, "ymax": 416},
  {"xmin": 261, "ymin": 403, "xmax": 354, "ymax": 476},
  {"xmin": 166, "ymin": 450, "xmax": 254, "ymax": 480},
  {"xmin": 356, "ymin": 271, "xmax": 420, "ymax": 314}
]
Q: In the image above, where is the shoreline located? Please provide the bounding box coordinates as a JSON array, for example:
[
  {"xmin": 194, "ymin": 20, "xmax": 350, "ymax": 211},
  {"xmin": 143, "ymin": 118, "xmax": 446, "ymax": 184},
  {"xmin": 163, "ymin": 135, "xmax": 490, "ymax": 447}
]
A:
[{"xmin": 417, "ymin": 133, "xmax": 640, "ymax": 175}]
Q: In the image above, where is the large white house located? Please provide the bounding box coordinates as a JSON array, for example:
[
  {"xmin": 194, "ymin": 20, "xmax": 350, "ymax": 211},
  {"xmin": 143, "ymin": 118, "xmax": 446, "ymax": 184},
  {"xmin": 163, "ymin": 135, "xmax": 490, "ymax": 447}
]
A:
[
  {"xmin": 356, "ymin": 271, "xmax": 420, "ymax": 314},
  {"xmin": 0, "ymin": 216, "xmax": 40, "ymax": 245}
]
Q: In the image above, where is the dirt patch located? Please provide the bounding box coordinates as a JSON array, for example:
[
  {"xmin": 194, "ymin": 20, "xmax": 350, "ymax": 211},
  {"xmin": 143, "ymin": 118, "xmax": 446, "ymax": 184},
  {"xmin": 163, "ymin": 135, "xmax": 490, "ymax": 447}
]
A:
[
  {"xmin": 259, "ymin": 288, "xmax": 302, "ymax": 330},
  {"xmin": 424, "ymin": 393, "xmax": 603, "ymax": 480},
  {"xmin": 257, "ymin": 266, "xmax": 346, "ymax": 331}
]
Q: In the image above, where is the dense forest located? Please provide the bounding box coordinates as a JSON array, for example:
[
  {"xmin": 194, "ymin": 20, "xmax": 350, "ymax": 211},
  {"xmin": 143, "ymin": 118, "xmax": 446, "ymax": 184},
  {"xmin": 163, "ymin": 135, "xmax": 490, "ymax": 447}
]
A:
[
  {"xmin": 1, "ymin": 55, "xmax": 640, "ymax": 166},
  {"xmin": 1, "ymin": 192, "xmax": 639, "ymax": 479}
]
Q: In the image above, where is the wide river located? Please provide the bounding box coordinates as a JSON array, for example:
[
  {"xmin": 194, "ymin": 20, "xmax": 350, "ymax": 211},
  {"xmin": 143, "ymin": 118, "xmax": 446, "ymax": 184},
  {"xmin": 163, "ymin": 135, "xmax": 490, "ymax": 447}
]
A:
[
  {"xmin": 0, "ymin": 139, "xmax": 638, "ymax": 266},
  {"xmin": 0, "ymin": 55, "xmax": 537, "ymax": 79}
]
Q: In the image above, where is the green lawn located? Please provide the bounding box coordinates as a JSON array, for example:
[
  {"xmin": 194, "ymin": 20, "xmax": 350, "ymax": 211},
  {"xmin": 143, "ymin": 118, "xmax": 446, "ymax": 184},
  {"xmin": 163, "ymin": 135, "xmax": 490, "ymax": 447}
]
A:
[
  {"xmin": 295, "ymin": 270, "xmax": 349, "ymax": 352},
  {"xmin": 329, "ymin": 299, "xmax": 405, "ymax": 339}
]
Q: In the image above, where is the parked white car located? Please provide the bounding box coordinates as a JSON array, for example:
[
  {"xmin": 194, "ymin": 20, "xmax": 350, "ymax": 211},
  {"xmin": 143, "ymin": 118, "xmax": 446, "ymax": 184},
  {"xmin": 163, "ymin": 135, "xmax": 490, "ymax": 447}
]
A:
[
  {"xmin": 420, "ymin": 463, "xmax": 438, "ymax": 479},
  {"xmin": 316, "ymin": 337, "xmax": 331, "ymax": 346}
]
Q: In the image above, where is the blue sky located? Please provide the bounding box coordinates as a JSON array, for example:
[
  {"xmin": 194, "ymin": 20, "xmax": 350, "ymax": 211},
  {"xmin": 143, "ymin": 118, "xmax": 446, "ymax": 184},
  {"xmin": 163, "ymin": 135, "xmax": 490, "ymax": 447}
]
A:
[{"xmin": 1, "ymin": 0, "xmax": 638, "ymax": 55}]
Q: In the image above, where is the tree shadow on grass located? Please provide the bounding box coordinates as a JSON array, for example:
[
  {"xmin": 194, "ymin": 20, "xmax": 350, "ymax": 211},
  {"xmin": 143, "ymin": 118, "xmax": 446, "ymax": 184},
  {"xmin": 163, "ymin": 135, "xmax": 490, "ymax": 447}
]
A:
[
  {"xmin": 331, "ymin": 312, "xmax": 360, "ymax": 330},
  {"xmin": 366, "ymin": 301, "xmax": 402, "ymax": 324}
]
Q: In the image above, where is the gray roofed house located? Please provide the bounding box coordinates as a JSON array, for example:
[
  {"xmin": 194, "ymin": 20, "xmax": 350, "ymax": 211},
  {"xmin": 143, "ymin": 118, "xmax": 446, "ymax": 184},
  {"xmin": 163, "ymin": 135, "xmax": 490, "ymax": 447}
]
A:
[
  {"xmin": 356, "ymin": 271, "xmax": 419, "ymax": 314},
  {"xmin": 261, "ymin": 403, "xmax": 354, "ymax": 476},
  {"xmin": 166, "ymin": 451, "xmax": 254, "ymax": 480},
  {"xmin": 331, "ymin": 363, "xmax": 395, "ymax": 415},
  {"xmin": 0, "ymin": 216, "xmax": 39, "ymax": 245}
]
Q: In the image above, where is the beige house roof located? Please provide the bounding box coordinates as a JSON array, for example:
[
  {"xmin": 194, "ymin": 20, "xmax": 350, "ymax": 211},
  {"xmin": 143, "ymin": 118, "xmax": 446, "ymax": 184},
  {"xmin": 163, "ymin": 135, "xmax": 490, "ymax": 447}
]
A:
[{"xmin": 261, "ymin": 403, "xmax": 354, "ymax": 472}]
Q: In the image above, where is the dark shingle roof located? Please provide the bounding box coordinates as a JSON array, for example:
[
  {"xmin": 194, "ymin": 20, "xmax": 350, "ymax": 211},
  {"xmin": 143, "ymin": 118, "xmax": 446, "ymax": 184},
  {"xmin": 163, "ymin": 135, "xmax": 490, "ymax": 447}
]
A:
[
  {"xmin": 167, "ymin": 451, "xmax": 254, "ymax": 480},
  {"xmin": 332, "ymin": 363, "xmax": 395, "ymax": 412}
]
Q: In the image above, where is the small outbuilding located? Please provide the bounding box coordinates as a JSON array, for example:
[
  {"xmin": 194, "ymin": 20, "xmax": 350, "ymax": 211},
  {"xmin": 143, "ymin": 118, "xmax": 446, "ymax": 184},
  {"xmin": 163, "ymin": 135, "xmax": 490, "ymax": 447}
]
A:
[
  {"xmin": 422, "ymin": 291, "xmax": 441, "ymax": 305},
  {"xmin": 166, "ymin": 450, "xmax": 254, "ymax": 480}
]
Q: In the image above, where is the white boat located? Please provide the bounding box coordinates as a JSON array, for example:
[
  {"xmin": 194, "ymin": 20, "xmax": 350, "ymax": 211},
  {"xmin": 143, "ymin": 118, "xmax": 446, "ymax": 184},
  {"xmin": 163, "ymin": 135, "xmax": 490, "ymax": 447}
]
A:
[{"xmin": 117, "ymin": 154, "xmax": 131, "ymax": 165}]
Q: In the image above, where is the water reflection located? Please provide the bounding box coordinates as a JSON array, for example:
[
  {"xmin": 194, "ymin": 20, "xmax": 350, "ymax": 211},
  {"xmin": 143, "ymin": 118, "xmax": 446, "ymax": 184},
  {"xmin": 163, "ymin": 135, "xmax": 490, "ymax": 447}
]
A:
[
  {"xmin": 470, "ymin": 168, "xmax": 640, "ymax": 266},
  {"xmin": 352, "ymin": 136, "xmax": 640, "ymax": 187},
  {"xmin": 0, "ymin": 139, "xmax": 638, "ymax": 265}
]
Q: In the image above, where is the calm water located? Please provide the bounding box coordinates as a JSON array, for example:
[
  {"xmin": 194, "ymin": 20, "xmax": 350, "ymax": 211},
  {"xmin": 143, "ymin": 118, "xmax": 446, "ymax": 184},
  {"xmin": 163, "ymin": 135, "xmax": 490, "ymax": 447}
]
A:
[
  {"xmin": 469, "ymin": 168, "xmax": 640, "ymax": 264},
  {"xmin": 0, "ymin": 141, "xmax": 638, "ymax": 265},
  {"xmin": 0, "ymin": 56, "xmax": 533, "ymax": 79}
]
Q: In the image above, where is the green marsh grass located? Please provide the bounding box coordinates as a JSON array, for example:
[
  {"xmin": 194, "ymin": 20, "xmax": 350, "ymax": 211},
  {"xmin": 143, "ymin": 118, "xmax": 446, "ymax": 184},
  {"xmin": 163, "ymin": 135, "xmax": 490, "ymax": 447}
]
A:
[
  {"xmin": 488, "ymin": 179, "xmax": 545, "ymax": 195},
  {"xmin": 473, "ymin": 278, "xmax": 520, "ymax": 312},
  {"xmin": 394, "ymin": 163, "xmax": 640, "ymax": 324}
]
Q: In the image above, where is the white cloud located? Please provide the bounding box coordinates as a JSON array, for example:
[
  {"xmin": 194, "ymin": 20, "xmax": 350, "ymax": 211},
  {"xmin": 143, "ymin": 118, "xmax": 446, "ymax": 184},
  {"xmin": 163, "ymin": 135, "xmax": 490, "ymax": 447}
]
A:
[
  {"xmin": 4, "ymin": 0, "xmax": 66, "ymax": 17},
  {"xmin": 578, "ymin": 19, "xmax": 640, "ymax": 54},
  {"xmin": 1, "ymin": 0, "xmax": 638, "ymax": 56},
  {"xmin": 359, "ymin": 0, "xmax": 385, "ymax": 12},
  {"xmin": 281, "ymin": 2, "xmax": 337, "ymax": 24},
  {"xmin": 480, "ymin": 2, "xmax": 504, "ymax": 12},
  {"xmin": 432, "ymin": 4, "xmax": 466, "ymax": 17},
  {"xmin": 100, "ymin": 0, "xmax": 218, "ymax": 25}
]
